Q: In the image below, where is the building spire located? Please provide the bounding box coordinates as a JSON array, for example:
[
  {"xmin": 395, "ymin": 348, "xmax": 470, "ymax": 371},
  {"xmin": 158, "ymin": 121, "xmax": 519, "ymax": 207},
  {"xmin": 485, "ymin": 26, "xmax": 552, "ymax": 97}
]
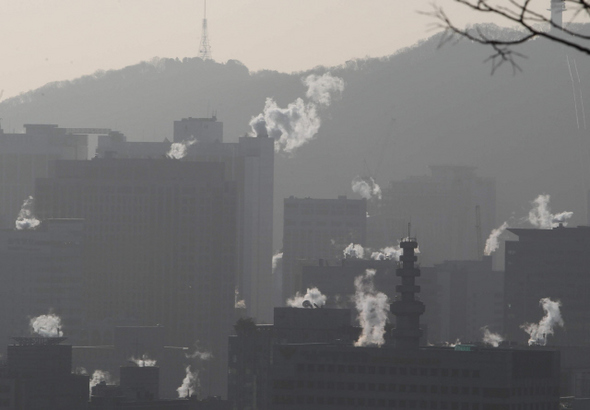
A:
[{"xmin": 199, "ymin": 0, "xmax": 212, "ymax": 60}]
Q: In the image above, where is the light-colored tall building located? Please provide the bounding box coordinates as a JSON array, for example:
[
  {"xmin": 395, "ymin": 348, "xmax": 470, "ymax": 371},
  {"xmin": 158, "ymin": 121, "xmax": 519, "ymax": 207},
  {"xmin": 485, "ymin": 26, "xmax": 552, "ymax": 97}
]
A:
[
  {"xmin": 282, "ymin": 196, "xmax": 366, "ymax": 302},
  {"xmin": 369, "ymin": 165, "xmax": 495, "ymax": 266},
  {"xmin": 95, "ymin": 117, "xmax": 275, "ymax": 323},
  {"xmin": 0, "ymin": 219, "xmax": 86, "ymax": 347},
  {"xmin": 0, "ymin": 124, "xmax": 88, "ymax": 227}
]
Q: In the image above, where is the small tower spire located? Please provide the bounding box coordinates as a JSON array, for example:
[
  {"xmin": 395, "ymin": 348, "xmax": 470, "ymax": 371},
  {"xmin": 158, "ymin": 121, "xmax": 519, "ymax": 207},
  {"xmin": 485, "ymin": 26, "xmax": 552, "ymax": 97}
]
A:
[{"xmin": 199, "ymin": 0, "xmax": 212, "ymax": 60}]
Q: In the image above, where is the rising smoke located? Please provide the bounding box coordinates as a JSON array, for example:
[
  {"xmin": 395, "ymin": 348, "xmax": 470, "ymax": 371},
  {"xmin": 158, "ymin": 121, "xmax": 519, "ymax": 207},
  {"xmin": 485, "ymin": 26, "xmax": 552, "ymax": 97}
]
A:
[
  {"xmin": 89, "ymin": 370, "xmax": 113, "ymax": 396},
  {"xmin": 483, "ymin": 221, "xmax": 509, "ymax": 256},
  {"xmin": 130, "ymin": 354, "xmax": 157, "ymax": 367},
  {"xmin": 30, "ymin": 313, "xmax": 62, "ymax": 337},
  {"xmin": 16, "ymin": 196, "xmax": 40, "ymax": 230},
  {"xmin": 520, "ymin": 298, "xmax": 564, "ymax": 346},
  {"xmin": 234, "ymin": 288, "xmax": 246, "ymax": 309},
  {"xmin": 481, "ymin": 326, "xmax": 504, "ymax": 347},
  {"xmin": 528, "ymin": 194, "xmax": 573, "ymax": 229},
  {"xmin": 167, "ymin": 137, "xmax": 196, "ymax": 159},
  {"xmin": 249, "ymin": 72, "xmax": 344, "ymax": 154},
  {"xmin": 371, "ymin": 246, "xmax": 403, "ymax": 261},
  {"xmin": 177, "ymin": 366, "xmax": 198, "ymax": 398},
  {"xmin": 354, "ymin": 269, "xmax": 389, "ymax": 347},
  {"xmin": 352, "ymin": 176, "xmax": 382, "ymax": 200},
  {"xmin": 343, "ymin": 243, "xmax": 365, "ymax": 259},
  {"xmin": 287, "ymin": 287, "xmax": 327, "ymax": 308},
  {"xmin": 272, "ymin": 252, "xmax": 283, "ymax": 273}
]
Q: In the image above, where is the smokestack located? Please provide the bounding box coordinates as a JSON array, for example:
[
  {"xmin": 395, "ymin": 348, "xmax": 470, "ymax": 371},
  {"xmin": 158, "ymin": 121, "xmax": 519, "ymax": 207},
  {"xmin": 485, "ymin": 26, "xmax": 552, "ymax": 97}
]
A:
[
  {"xmin": 550, "ymin": 0, "xmax": 565, "ymax": 29},
  {"xmin": 390, "ymin": 237, "xmax": 425, "ymax": 349}
]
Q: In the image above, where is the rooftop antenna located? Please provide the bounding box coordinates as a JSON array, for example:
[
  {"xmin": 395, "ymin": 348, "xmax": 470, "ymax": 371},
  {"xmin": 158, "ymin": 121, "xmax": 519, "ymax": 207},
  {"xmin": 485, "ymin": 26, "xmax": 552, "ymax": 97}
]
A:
[{"xmin": 199, "ymin": 0, "xmax": 212, "ymax": 60}]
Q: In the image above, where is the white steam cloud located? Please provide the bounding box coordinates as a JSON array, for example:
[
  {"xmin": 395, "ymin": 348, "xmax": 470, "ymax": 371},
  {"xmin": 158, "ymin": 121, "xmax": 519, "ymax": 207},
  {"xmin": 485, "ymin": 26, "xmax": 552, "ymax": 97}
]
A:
[
  {"xmin": 520, "ymin": 298, "xmax": 564, "ymax": 346},
  {"xmin": 528, "ymin": 194, "xmax": 573, "ymax": 229},
  {"xmin": 90, "ymin": 370, "xmax": 113, "ymax": 396},
  {"xmin": 272, "ymin": 252, "xmax": 283, "ymax": 273},
  {"xmin": 483, "ymin": 221, "xmax": 509, "ymax": 256},
  {"xmin": 130, "ymin": 354, "xmax": 157, "ymax": 367},
  {"xmin": 371, "ymin": 246, "xmax": 402, "ymax": 261},
  {"xmin": 287, "ymin": 287, "xmax": 327, "ymax": 308},
  {"xmin": 167, "ymin": 137, "xmax": 196, "ymax": 159},
  {"xmin": 234, "ymin": 288, "xmax": 246, "ymax": 309},
  {"xmin": 30, "ymin": 313, "xmax": 62, "ymax": 337},
  {"xmin": 481, "ymin": 326, "xmax": 504, "ymax": 347},
  {"xmin": 16, "ymin": 196, "xmax": 40, "ymax": 230},
  {"xmin": 177, "ymin": 366, "xmax": 198, "ymax": 398},
  {"xmin": 249, "ymin": 72, "xmax": 344, "ymax": 153},
  {"xmin": 344, "ymin": 243, "xmax": 364, "ymax": 259},
  {"xmin": 352, "ymin": 176, "xmax": 382, "ymax": 200},
  {"xmin": 354, "ymin": 269, "xmax": 389, "ymax": 347}
]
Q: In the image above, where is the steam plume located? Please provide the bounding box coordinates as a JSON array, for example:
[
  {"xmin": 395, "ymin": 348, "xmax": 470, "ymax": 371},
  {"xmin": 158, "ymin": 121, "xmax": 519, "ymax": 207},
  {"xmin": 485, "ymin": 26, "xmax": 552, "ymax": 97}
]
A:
[
  {"xmin": 528, "ymin": 194, "xmax": 573, "ymax": 229},
  {"xmin": 481, "ymin": 326, "xmax": 504, "ymax": 347},
  {"xmin": 185, "ymin": 347, "xmax": 213, "ymax": 361},
  {"xmin": 287, "ymin": 287, "xmax": 327, "ymax": 308},
  {"xmin": 371, "ymin": 246, "xmax": 402, "ymax": 261},
  {"xmin": 354, "ymin": 269, "xmax": 389, "ymax": 347},
  {"xmin": 177, "ymin": 366, "xmax": 198, "ymax": 398},
  {"xmin": 90, "ymin": 370, "xmax": 113, "ymax": 396},
  {"xmin": 130, "ymin": 354, "xmax": 157, "ymax": 367},
  {"xmin": 167, "ymin": 137, "xmax": 196, "ymax": 159},
  {"xmin": 483, "ymin": 221, "xmax": 509, "ymax": 256},
  {"xmin": 272, "ymin": 252, "xmax": 283, "ymax": 273},
  {"xmin": 344, "ymin": 243, "xmax": 364, "ymax": 259},
  {"xmin": 352, "ymin": 176, "xmax": 382, "ymax": 200},
  {"xmin": 16, "ymin": 196, "xmax": 40, "ymax": 230},
  {"xmin": 234, "ymin": 288, "xmax": 246, "ymax": 309},
  {"xmin": 30, "ymin": 313, "xmax": 62, "ymax": 337},
  {"xmin": 520, "ymin": 298, "xmax": 564, "ymax": 346},
  {"xmin": 249, "ymin": 72, "xmax": 344, "ymax": 153}
]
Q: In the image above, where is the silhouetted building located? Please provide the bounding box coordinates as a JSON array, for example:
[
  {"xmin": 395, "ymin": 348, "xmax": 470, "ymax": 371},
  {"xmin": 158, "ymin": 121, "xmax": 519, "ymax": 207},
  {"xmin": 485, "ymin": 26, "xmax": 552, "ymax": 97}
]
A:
[
  {"xmin": 0, "ymin": 337, "xmax": 89, "ymax": 410},
  {"xmin": 370, "ymin": 166, "xmax": 495, "ymax": 266},
  {"xmin": 0, "ymin": 219, "xmax": 86, "ymax": 347},
  {"xmin": 35, "ymin": 159, "xmax": 237, "ymax": 397},
  {"xmin": 94, "ymin": 117, "xmax": 274, "ymax": 323},
  {"xmin": 505, "ymin": 226, "xmax": 590, "ymax": 346},
  {"xmin": 434, "ymin": 257, "xmax": 503, "ymax": 344},
  {"xmin": 0, "ymin": 124, "xmax": 88, "ymax": 228},
  {"xmin": 282, "ymin": 196, "xmax": 367, "ymax": 302}
]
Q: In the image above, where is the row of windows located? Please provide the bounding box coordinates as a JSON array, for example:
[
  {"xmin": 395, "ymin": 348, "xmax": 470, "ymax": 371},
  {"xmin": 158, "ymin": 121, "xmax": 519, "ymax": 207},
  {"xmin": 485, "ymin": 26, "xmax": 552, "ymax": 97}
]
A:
[
  {"xmin": 296, "ymin": 364, "xmax": 481, "ymax": 378},
  {"xmin": 272, "ymin": 395, "xmax": 556, "ymax": 410}
]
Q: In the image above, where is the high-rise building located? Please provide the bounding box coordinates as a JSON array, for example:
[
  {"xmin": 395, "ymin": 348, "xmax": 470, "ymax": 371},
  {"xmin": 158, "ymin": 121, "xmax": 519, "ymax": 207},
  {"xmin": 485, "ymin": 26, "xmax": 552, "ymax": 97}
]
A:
[
  {"xmin": 0, "ymin": 219, "xmax": 86, "ymax": 347},
  {"xmin": 369, "ymin": 166, "xmax": 495, "ymax": 266},
  {"xmin": 282, "ymin": 196, "xmax": 366, "ymax": 302},
  {"xmin": 504, "ymin": 226, "xmax": 590, "ymax": 346},
  {"xmin": 35, "ymin": 158, "xmax": 238, "ymax": 397},
  {"xmin": 0, "ymin": 124, "xmax": 88, "ymax": 227},
  {"xmin": 95, "ymin": 117, "xmax": 274, "ymax": 323}
]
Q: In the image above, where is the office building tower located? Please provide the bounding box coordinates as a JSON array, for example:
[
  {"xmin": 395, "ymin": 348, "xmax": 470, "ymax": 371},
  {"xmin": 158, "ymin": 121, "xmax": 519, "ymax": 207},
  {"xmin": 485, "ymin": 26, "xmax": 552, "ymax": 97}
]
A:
[
  {"xmin": 370, "ymin": 166, "xmax": 495, "ymax": 266},
  {"xmin": 35, "ymin": 159, "xmax": 237, "ymax": 397},
  {"xmin": 505, "ymin": 226, "xmax": 590, "ymax": 346},
  {"xmin": 0, "ymin": 219, "xmax": 86, "ymax": 347},
  {"xmin": 0, "ymin": 124, "xmax": 88, "ymax": 227},
  {"xmin": 282, "ymin": 196, "xmax": 366, "ymax": 302}
]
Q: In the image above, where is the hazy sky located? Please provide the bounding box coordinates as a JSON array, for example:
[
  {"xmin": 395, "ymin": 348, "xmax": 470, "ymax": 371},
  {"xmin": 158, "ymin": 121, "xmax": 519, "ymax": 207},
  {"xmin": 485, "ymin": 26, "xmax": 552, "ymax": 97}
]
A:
[{"xmin": 1, "ymin": 0, "xmax": 580, "ymax": 101}]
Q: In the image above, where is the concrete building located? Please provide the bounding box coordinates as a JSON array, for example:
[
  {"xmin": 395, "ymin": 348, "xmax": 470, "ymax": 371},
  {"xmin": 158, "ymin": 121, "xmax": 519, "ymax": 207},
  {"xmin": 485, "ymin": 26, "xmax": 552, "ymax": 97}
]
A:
[
  {"xmin": 0, "ymin": 124, "xmax": 88, "ymax": 228},
  {"xmin": 282, "ymin": 196, "xmax": 367, "ymax": 303},
  {"xmin": 434, "ymin": 257, "xmax": 504, "ymax": 344},
  {"xmin": 94, "ymin": 117, "xmax": 274, "ymax": 323},
  {"xmin": 0, "ymin": 219, "xmax": 86, "ymax": 347},
  {"xmin": 369, "ymin": 166, "xmax": 495, "ymax": 266},
  {"xmin": 0, "ymin": 336, "xmax": 89, "ymax": 410},
  {"xmin": 504, "ymin": 226, "xmax": 590, "ymax": 346},
  {"xmin": 35, "ymin": 159, "xmax": 238, "ymax": 397}
]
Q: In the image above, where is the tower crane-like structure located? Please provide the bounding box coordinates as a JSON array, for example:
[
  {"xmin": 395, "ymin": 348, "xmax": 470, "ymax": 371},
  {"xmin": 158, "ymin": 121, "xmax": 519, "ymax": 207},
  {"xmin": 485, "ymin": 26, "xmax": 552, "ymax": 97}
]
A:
[{"xmin": 199, "ymin": 0, "xmax": 212, "ymax": 60}]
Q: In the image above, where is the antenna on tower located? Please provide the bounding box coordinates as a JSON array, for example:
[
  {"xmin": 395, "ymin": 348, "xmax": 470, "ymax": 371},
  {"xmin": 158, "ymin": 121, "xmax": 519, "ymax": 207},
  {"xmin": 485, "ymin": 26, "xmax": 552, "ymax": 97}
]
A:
[{"xmin": 199, "ymin": 0, "xmax": 212, "ymax": 60}]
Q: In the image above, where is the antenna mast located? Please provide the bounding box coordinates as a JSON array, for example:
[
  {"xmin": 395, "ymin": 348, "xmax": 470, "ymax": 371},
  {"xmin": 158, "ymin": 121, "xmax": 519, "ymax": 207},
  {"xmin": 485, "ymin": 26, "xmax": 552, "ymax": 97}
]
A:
[{"xmin": 199, "ymin": 0, "xmax": 212, "ymax": 60}]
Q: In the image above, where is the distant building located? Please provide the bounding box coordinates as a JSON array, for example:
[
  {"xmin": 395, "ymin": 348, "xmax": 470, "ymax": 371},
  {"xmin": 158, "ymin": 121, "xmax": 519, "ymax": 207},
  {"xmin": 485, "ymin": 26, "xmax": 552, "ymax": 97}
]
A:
[
  {"xmin": 505, "ymin": 226, "xmax": 590, "ymax": 346},
  {"xmin": 35, "ymin": 159, "xmax": 238, "ymax": 397},
  {"xmin": 434, "ymin": 257, "xmax": 504, "ymax": 344},
  {"xmin": 94, "ymin": 117, "xmax": 274, "ymax": 323},
  {"xmin": 0, "ymin": 124, "xmax": 88, "ymax": 228},
  {"xmin": 0, "ymin": 337, "xmax": 89, "ymax": 410},
  {"xmin": 369, "ymin": 166, "xmax": 495, "ymax": 266},
  {"xmin": 0, "ymin": 219, "xmax": 86, "ymax": 347},
  {"xmin": 282, "ymin": 196, "xmax": 367, "ymax": 302}
]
